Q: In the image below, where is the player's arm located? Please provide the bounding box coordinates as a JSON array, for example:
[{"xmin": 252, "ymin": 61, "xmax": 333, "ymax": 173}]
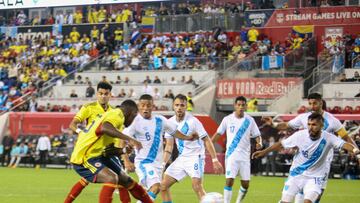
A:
[
  {"xmin": 336, "ymin": 127, "xmax": 359, "ymax": 150},
  {"xmin": 119, "ymin": 139, "xmax": 135, "ymax": 172},
  {"xmin": 252, "ymin": 142, "xmax": 283, "ymax": 159},
  {"xmin": 211, "ymin": 132, "xmax": 222, "ymax": 143},
  {"xmin": 172, "ymin": 130, "xmax": 198, "ymax": 140},
  {"xmin": 69, "ymin": 106, "xmax": 89, "ymax": 133},
  {"xmin": 262, "ymin": 116, "xmax": 294, "ymax": 131},
  {"xmin": 100, "ymin": 122, "xmax": 142, "ymax": 149},
  {"xmin": 203, "ymin": 136, "xmax": 224, "ymax": 174},
  {"xmin": 341, "ymin": 143, "xmax": 360, "ymax": 158},
  {"xmin": 163, "ymin": 137, "xmax": 174, "ymax": 168}
]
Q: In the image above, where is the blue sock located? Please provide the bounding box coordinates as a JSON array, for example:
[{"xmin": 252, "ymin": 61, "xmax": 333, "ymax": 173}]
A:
[
  {"xmin": 224, "ymin": 186, "xmax": 232, "ymax": 191},
  {"xmin": 147, "ymin": 191, "xmax": 157, "ymax": 199},
  {"xmin": 163, "ymin": 201, "xmax": 173, "ymax": 203}
]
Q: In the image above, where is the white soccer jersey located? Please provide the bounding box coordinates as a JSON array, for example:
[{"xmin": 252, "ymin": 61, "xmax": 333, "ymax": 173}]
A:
[
  {"xmin": 165, "ymin": 112, "xmax": 208, "ymax": 158},
  {"xmin": 216, "ymin": 113, "xmax": 261, "ymax": 161},
  {"xmin": 124, "ymin": 114, "xmax": 177, "ymax": 165},
  {"xmin": 288, "ymin": 111, "xmax": 343, "ymax": 133},
  {"xmin": 281, "ymin": 129, "xmax": 345, "ymax": 178}
]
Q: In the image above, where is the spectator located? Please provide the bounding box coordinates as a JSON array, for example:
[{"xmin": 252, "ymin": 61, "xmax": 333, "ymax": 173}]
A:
[
  {"xmin": 186, "ymin": 75, "xmax": 195, "ymax": 84},
  {"xmin": 70, "ymin": 104, "xmax": 78, "ymax": 112},
  {"xmin": 339, "ymin": 73, "xmax": 348, "ymax": 82},
  {"xmin": 186, "ymin": 92, "xmax": 194, "ymax": 112},
  {"xmin": 28, "ymin": 94, "xmax": 38, "ymax": 112},
  {"xmin": 144, "ymin": 75, "xmax": 152, "ymax": 84},
  {"xmin": 164, "ymin": 89, "xmax": 175, "ymax": 100},
  {"xmin": 90, "ymin": 26, "xmax": 99, "ymax": 42},
  {"xmin": 118, "ymin": 88, "xmax": 126, "ymax": 98},
  {"xmin": 247, "ymin": 25, "xmax": 259, "ymax": 44},
  {"xmin": 264, "ymin": 137, "xmax": 276, "ymax": 176},
  {"xmin": 153, "ymin": 88, "xmax": 161, "ymax": 100},
  {"xmin": 74, "ymin": 10, "xmax": 83, "ymax": 24},
  {"xmin": 36, "ymin": 134, "xmax": 51, "ymax": 168},
  {"xmin": 127, "ymin": 88, "xmax": 137, "ymax": 98},
  {"xmin": 1, "ymin": 131, "xmax": 14, "ymax": 166},
  {"xmin": 247, "ymin": 98, "xmax": 258, "ymax": 112},
  {"xmin": 153, "ymin": 76, "xmax": 161, "ymax": 84},
  {"xmin": 70, "ymin": 89, "xmax": 78, "ymax": 98},
  {"xmin": 17, "ymin": 10, "xmax": 27, "ymax": 25},
  {"xmin": 124, "ymin": 77, "xmax": 130, "ymax": 84},
  {"xmin": 8, "ymin": 142, "xmax": 28, "ymax": 168},
  {"xmin": 142, "ymin": 81, "xmax": 153, "ymax": 95},
  {"xmin": 85, "ymin": 82, "xmax": 95, "ymax": 98},
  {"xmin": 180, "ymin": 76, "xmax": 186, "ymax": 83},
  {"xmin": 168, "ymin": 76, "xmax": 178, "ymax": 84},
  {"xmin": 353, "ymin": 71, "xmax": 360, "ymax": 81},
  {"xmin": 115, "ymin": 75, "xmax": 122, "ymax": 84}
]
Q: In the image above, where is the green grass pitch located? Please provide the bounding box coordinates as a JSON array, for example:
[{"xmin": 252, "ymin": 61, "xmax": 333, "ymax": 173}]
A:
[{"xmin": 0, "ymin": 167, "xmax": 359, "ymax": 203}]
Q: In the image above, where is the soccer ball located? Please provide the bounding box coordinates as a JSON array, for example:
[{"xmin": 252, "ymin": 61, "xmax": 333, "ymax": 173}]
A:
[{"xmin": 201, "ymin": 192, "xmax": 224, "ymax": 203}]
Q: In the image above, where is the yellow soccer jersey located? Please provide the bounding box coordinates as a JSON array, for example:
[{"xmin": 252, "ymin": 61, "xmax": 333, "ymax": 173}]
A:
[
  {"xmin": 70, "ymin": 109, "xmax": 125, "ymax": 164},
  {"xmin": 74, "ymin": 101, "xmax": 114, "ymax": 127}
]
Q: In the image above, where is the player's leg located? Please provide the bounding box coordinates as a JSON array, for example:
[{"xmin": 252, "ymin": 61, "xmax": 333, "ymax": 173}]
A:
[
  {"xmin": 235, "ymin": 161, "xmax": 251, "ymax": 203},
  {"xmin": 117, "ymin": 169, "xmax": 153, "ymax": 203},
  {"xmin": 161, "ymin": 158, "xmax": 187, "ymax": 203},
  {"xmin": 191, "ymin": 177, "xmax": 206, "ymax": 200},
  {"xmin": 294, "ymin": 190, "xmax": 304, "ymax": 203},
  {"xmin": 135, "ymin": 163, "xmax": 162, "ymax": 201},
  {"xmin": 280, "ymin": 176, "xmax": 303, "ymax": 203},
  {"xmin": 303, "ymin": 178, "xmax": 322, "ymax": 203},
  {"xmin": 106, "ymin": 156, "xmax": 131, "ymax": 203},
  {"xmin": 96, "ymin": 167, "xmax": 120, "ymax": 203},
  {"xmin": 224, "ymin": 157, "xmax": 240, "ymax": 203},
  {"xmin": 160, "ymin": 174, "xmax": 177, "ymax": 203},
  {"xmin": 64, "ymin": 178, "xmax": 89, "ymax": 203}
]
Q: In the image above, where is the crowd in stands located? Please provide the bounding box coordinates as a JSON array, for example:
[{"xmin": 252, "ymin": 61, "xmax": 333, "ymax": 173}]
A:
[
  {"xmin": 0, "ymin": 130, "xmax": 76, "ymax": 168},
  {"xmin": 319, "ymin": 33, "xmax": 360, "ymax": 68}
]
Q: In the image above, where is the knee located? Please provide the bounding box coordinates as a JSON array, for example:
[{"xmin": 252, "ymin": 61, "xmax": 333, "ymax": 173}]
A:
[
  {"xmin": 241, "ymin": 181, "xmax": 249, "ymax": 189},
  {"xmin": 151, "ymin": 184, "xmax": 161, "ymax": 194},
  {"xmin": 160, "ymin": 181, "xmax": 169, "ymax": 192},
  {"xmin": 225, "ymin": 179, "xmax": 234, "ymax": 187}
]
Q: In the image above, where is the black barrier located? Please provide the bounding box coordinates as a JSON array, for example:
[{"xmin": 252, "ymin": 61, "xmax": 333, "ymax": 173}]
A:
[{"xmin": 16, "ymin": 22, "xmax": 123, "ymax": 40}]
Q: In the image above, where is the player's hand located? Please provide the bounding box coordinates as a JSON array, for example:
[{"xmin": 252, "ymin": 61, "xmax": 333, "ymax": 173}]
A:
[
  {"xmin": 188, "ymin": 132, "xmax": 199, "ymax": 141},
  {"xmin": 252, "ymin": 150, "xmax": 266, "ymax": 159},
  {"xmin": 261, "ymin": 116, "xmax": 273, "ymax": 126},
  {"xmin": 123, "ymin": 145, "xmax": 133, "ymax": 154},
  {"xmin": 129, "ymin": 139, "xmax": 142, "ymax": 150},
  {"xmin": 212, "ymin": 160, "xmax": 224, "ymax": 174},
  {"xmin": 255, "ymin": 143, "xmax": 263, "ymax": 150},
  {"xmin": 124, "ymin": 159, "xmax": 135, "ymax": 172}
]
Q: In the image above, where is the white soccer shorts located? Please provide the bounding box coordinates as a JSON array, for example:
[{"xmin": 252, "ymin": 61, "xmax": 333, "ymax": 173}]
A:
[
  {"xmin": 135, "ymin": 162, "xmax": 162, "ymax": 189},
  {"xmin": 225, "ymin": 157, "xmax": 250, "ymax": 180},
  {"xmin": 281, "ymin": 175, "xmax": 322, "ymax": 202},
  {"xmin": 165, "ymin": 156, "xmax": 205, "ymax": 181}
]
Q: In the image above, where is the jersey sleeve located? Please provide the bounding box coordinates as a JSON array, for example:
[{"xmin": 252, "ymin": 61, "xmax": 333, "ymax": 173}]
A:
[
  {"xmin": 74, "ymin": 105, "xmax": 90, "ymax": 122},
  {"xmin": 250, "ymin": 118, "xmax": 261, "ymax": 138},
  {"xmin": 194, "ymin": 118, "xmax": 208, "ymax": 139},
  {"xmin": 281, "ymin": 132, "xmax": 300, "ymax": 149},
  {"xmin": 216, "ymin": 117, "xmax": 227, "ymax": 135},
  {"xmin": 102, "ymin": 110, "xmax": 124, "ymax": 130},
  {"xmin": 287, "ymin": 114, "xmax": 305, "ymax": 130},
  {"xmin": 332, "ymin": 117, "xmax": 347, "ymax": 137},
  {"xmin": 328, "ymin": 132, "xmax": 346, "ymax": 149},
  {"xmin": 163, "ymin": 117, "xmax": 177, "ymax": 136}
]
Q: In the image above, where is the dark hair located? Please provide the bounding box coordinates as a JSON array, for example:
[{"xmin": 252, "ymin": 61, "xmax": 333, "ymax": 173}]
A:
[
  {"xmin": 235, "ymin": 96, "xmax": 247, "ymax": 104},
  {"xmin": 322, "ymin": 99, "xmax": 327, "ymax": 110},
  {"xmin": 308, "ymin": 112, "xmax": 324, "ymax": 123},
  {"xmin": 307, "ymin": 93, "xmax": 322, "ymax": 100},
  {"xmin": 119, "ymin": 99, "xmax": 138, "ymax": 111},
  {"xmin": 97, "ymin": 81, "xmax": 112, "ymax": 91},
  {"xmin": 139, "ymin": 94, "xmax": 153, "ymax": 101},
  {"xmin": 174, "ymin": 94, "xmax": 187, "ymax": 102}
]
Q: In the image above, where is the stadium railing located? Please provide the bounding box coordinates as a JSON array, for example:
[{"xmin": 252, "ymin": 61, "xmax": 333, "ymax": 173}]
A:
[{"xmin": 154, "ymin": 13, "xmax": 244, "ymax": 33}]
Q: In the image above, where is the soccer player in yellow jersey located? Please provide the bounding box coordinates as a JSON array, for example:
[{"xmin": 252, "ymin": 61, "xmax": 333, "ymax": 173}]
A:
[
  {"xmin": 65, "ymin": 82, "xmax": 132, "ymax": 203},
  {"xmin": 69, "ymin": 99, "xmax": 155, "ymax": 203}
]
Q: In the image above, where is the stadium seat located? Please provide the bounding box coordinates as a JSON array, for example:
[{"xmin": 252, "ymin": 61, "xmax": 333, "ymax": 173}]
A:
[
  {"xmin": 331, "ymin": 106, "xmax": 342, "ymax": 114},
  {"xmin": 341, "ymin": 106, "xmax": 353, "ymax": 114},
  {"xmin": 297, "ymin": 105, "xmax": 307, "ymax": 114},
  {"xmin": 353, "ymin": 106, "xmax": 360, "ymax": 114}
]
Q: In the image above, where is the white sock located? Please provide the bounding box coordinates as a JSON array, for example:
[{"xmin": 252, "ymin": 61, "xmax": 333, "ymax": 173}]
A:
[
  {"xmin": 294, "ymin": 191, "xmax": 304, "ymax": 203},
  {"xmin": 235, "ymin": 186, "xmax": 247, "ymax": 203},
  {"xmin": 224, "ymin": 186, "xmax": 232, "ymax": 203}
]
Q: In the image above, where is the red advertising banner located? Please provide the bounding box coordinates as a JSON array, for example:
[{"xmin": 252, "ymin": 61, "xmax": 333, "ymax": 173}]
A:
[
  {"xmin": 216, "ymin": 78, "xmax": 302, "ymax": 99},
  {"xmin": 266, "ymin": 6, "xmax": 360, "ymax": 27}
]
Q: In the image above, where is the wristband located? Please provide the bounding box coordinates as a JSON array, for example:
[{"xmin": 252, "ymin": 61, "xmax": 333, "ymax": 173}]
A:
[
  {"xmin": 212, "ymin": 158, "xmax": 219, "ymax": 163},
  {"xmin": 356, "ymin": 154, "xmax": 360, "ymax": 160},
  {"xmin": 122, "ymin": 147, "xmax": 127, "ymax": 154},
  {"xmin": 75, "ymin": 128, "xmax": 82, "ymax": 134},
  {"xmin": 272, "ymin": 122, "xmax": 279, "ymax": 128}
]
